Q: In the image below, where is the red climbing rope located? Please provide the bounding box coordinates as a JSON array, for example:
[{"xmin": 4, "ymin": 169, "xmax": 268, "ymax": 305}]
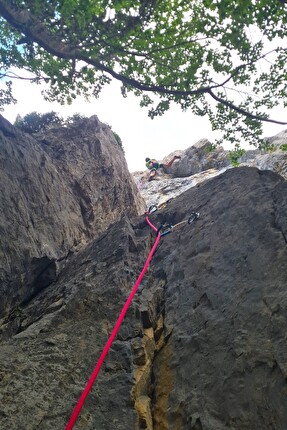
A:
[
  {"xmin": 65, "ymin": 214, "xmax": 160, "ymax": 429},
  {"xmin": 145, "ymin": 215, "xmax": 159, "ymax": 233}
]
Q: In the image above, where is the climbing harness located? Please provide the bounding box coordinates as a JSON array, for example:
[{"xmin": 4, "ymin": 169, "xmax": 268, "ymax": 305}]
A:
[{"xmin": 65, "ymin": 205, "xmax": 199, "ymax": 429}]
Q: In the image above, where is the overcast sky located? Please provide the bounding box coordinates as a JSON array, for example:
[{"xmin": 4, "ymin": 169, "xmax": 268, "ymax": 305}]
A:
[{"xmin": 2, "ymin": 77, "xmax": 286, "ymax": 172}]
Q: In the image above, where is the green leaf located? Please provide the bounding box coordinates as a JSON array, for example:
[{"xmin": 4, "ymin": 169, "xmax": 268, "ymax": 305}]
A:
[{"xmin": 0, "ymin": 0, "xmax": 287, "ymax": 150}]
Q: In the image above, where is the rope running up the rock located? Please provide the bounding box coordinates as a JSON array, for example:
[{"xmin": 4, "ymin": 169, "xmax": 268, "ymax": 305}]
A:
[{"xmin": 65, "ymin": 210, "xmax": 161, "ymax": 429}]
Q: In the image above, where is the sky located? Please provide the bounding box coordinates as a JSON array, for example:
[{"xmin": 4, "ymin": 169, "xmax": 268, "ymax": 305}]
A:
[{"xmin": 2, "ymin": 76, "xmax": 287, "ymax": 172}]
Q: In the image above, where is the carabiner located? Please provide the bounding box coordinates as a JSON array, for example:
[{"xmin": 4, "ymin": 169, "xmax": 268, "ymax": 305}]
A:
[
  {"xmin": 159, "ymin": 224, "xmax": 173, "ymax": 237},
  {"xmin": 188, "ymin": 212, "xmax": 200, "ymax": 224},
  {"xmin": 148, "ymin": 205, "xmax": 158, "ymax": 214}
]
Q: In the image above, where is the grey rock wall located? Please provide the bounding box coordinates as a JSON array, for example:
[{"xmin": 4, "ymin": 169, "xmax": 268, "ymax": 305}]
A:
[
  {"xmin": 133, "ymin": 130, "xmax": 287, "ymax": 210},
  {"xmin": 239, "ymin": 129, "xmax": 287, "ymax": 180},
  {"xmin": 0, "ymin": 114, "xmax": 145, "ymax": 319},
  {"xmin": 151, "ymin": 167, "xmax": 287, "ymax": 430},
  {"xmin": 165, "ymin": 139, "xmax": 230, "ymax": 178},
  {"xmin": 1, "ymin": 167, "xmax": 287, "ymax": 430}
]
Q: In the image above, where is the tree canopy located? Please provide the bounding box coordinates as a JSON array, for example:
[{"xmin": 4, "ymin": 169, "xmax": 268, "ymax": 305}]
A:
[
  {"xmin": 15, "ymin": 111, "xmax": 63, "ymax": 133},
  {"xmin": 0, "ymin": 0, "xmax": 287, "ymax": 147},
  {"xmin": 14, "ymin": 109, "xmax": 125, "ymax": 150}
]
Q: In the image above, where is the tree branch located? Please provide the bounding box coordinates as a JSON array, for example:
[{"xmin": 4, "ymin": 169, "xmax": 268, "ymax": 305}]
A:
[
  {"xmin": 0, "ymin": 1, "xmax": 75, "ymax": 58},
  {"xmin": 207, "ymin": 89, "xmax": 287, "ymax": 125},
  {"xmin": 211, "ymin": 49, "xmax": 278, "ymax": 90},
  {"xmin": 0, "ymin": 0, "xmax": 286, "ymax": 126}
]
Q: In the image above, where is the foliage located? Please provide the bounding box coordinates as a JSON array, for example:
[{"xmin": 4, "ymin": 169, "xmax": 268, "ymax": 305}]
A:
[
  {"xmin": 14, "ymin": 111, "xmax": 125, "ymax": 154},
  {"xmin": 280, "ymin": 143, "xmax": 287, "ymax": 151},
  {"xmin": 1, "ymin": 0, "xmax": 287, "ymax": 148},
  {"xmin": 258, "ymin": 140, "xmax": 275, "ymax": 152},
  {"xmin": 15, "ymin": 111, "xmax": 63, "ymax": 133},
  {"xmin": 112, "ymin": 130, "xmax": 124, "ymax": 152},
  {"xmin": 65, "ymin": 112, "xmax": 87, "ymax": 125},
  {"xmin": 14, "ymin": 111, "xmax": 89, "ymax": 132},
  {"xmin": 105, "ymin": 122, "xmax": 124, "ymax": 152},
  {"xmin": 0, "ymin": 81, "xmax": 16, "ymax": 111},
  {"xmin": 228, "ymin": 145, "xmax": 246, "ymax": 167},
  {"xmin": 204, "ymin": 143, "xmax": 218, "ymax": 153}
]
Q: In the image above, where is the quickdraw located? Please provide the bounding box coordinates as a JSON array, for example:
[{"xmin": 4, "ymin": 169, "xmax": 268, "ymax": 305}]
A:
[{"xmin": 146, "ymin": 205, "xmax": 200, "ymax": 237}]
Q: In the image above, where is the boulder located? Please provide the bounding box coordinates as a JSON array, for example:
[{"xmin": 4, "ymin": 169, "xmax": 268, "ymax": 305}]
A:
[{"xmin": 165, "ymin": 139, "xmax": 230, "ymax": 177}]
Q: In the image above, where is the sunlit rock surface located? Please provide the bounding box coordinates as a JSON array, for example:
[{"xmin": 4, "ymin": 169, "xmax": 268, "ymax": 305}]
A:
[
  {"xmin": 133, "ymin": 130, "xmax": 287, "ymax": 209},
  {"xmin": 239, "ymin": 129, "xmax": 287, "ymax": 179},
  {"xmin": 134, "ymin": 167, "xmax": 229, "ymax": 209}
]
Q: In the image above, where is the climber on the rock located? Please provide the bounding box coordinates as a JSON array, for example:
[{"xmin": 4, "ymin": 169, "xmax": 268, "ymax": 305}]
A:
[{"xmin": 145, "ymin": 155, "xmax": 181, "ymax": 181}]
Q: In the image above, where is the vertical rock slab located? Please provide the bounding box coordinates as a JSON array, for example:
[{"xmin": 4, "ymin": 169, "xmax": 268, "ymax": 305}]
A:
[
  {"xmin": 151, "ymin": 167, "xmax": 287, "ymax": 430},
  {"xmin": 0, "ymin": 114, "xmax": 145, "ymax": 318},
  {"xmin": 0, "ymin": 165, "xmax": 287, "ymax": 430}
]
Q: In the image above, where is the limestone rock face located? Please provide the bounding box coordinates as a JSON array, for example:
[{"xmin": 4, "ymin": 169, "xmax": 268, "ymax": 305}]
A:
[
  {"xmin": 0, "ymin": 114, "xmax": 145, "ymax": 318},
  {"xmin": 239, "ymin": 129, "xmax": 287, "ymax": 179},
  {"xmin": 133, "ymin": 130, "xmax": 287, "ymax": 209},
  {"xmin": 164, "ymin": 139, "xmax": 230, "ymax": 178},
  {"xmin": 1, "ymin": 167, "xmax": 287, "ymax": 430},
  {"xmin": 132, "ymin": 139, "xmax": 232, "ymax": 209},
  {"xmin": 134, "ymin": 167, "xmax": 228, "ymax": 209},
  {"xmin": 151, "ymin": 167, "xmax": 287, "ymax": 430}
]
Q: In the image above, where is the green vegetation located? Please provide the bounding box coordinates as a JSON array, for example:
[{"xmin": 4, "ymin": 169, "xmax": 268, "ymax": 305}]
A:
[
  {"xmin": 280, "ymin": 144, "xmax": 287, "ymax": 151},
  {"xmin": 112, "ymin": 130, "xmax": 124, "ymax": 153},
  {"xmin": 258, "ymin": 140, "xmax": 275, "ymax": 152},
  {"xmin": 104, "ymin": 123, "xmax": 124, "ymax": 152},
  {"xmin": 1, "ymin": 0, "xmax": 287, "ymax": 148},
  {"xmin": 14, "ymin": 111, "xmax": 124, "ymax": 151},
  {"xmin": 204, "ymin": 143, "xmax": 218, "ymax": 153},
  {"xmin": 228, "ymin": 145, "xmax": 246, "ymax": 167},
  {"xmin": 65, "ymin": 113, "xmax": 87, "ymax": 125},
  {"xmin": 15, "ymin": 111, "xmax": 62, "ymax": 133},
  {"xmin": 14, "ymin": 111, "xmax": 89, "ymax": 133}
]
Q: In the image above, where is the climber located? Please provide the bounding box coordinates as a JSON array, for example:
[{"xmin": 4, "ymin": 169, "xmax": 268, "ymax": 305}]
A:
[{"xmin": 145, "ymin": 155, "xmax": 181, "ymax": 181}]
